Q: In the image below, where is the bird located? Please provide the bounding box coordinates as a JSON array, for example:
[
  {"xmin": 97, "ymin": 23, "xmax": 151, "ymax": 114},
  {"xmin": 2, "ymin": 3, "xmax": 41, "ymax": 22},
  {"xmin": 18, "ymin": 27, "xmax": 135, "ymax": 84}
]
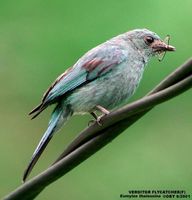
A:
[{"xmin": 23, "ymin": 28, "xmax": 175, "ymax": 182}]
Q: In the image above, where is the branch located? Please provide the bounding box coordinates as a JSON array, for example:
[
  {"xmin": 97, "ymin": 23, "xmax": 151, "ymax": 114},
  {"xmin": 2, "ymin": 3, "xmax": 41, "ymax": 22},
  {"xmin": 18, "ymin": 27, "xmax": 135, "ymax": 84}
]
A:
[
  {"xmin": 53, "ymin": 58, "xmax": 192, "ymax": 161},
  {"xmin": 3, "ymin": 58, "xmax": 192, "ymax": 200}
]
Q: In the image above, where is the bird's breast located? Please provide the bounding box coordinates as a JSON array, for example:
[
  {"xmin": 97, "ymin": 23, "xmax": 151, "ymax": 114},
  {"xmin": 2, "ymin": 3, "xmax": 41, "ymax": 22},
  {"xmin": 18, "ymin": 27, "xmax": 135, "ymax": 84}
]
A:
[
  {"xmin": 67, "ymin": 60, "xmax": 146, "ymax": 113},
  {"xmin": 105, "ymin": 60, "xmax": 145, "ymax": 108}
]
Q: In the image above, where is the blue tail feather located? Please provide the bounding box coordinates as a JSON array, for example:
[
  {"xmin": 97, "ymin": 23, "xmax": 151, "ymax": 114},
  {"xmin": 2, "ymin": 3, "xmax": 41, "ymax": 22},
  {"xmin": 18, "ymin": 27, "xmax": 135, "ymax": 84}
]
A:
[{"xmin": 23, "ymin": 103, "xmax": 72, "ymax": 182}]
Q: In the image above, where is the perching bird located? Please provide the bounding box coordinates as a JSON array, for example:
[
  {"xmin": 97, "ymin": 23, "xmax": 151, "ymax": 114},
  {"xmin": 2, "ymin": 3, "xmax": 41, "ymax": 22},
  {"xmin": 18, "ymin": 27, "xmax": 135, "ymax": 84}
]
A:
[{"xmin": 23, "ymin": 28, "xmax": 175, "ymax": 181}]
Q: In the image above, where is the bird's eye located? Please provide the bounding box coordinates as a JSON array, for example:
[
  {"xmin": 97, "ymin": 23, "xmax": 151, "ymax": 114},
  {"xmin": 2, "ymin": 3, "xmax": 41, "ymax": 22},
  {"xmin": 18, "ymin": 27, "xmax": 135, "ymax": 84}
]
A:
[{"xmin": 144, "ymin": 36, "xmax": 154, "ymax": 45}]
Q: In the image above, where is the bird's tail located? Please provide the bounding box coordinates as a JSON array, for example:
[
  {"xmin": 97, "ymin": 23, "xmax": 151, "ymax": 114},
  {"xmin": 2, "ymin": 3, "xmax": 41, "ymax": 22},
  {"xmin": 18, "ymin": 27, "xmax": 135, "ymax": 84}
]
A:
[{"xmin": 23, "ymin": 103, "xmax": 72, "ymax": 182}]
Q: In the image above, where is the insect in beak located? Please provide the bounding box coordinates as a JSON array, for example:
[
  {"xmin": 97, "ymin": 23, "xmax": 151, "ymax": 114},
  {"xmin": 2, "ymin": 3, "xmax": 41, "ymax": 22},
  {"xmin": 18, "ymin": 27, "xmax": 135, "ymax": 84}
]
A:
[{"xmin": 151, "ymin": 35, "xmax": 176, "ymax": 61}]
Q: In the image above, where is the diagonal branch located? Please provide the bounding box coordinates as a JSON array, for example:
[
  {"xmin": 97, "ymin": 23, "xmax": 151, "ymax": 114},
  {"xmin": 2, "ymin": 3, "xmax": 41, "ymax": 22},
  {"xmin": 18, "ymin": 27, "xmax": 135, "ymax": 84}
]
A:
[
  {"xmin": 53, "ymin": 58, "xmax": 192, "ymax": 161},
  {"xmin": 3, "ymin": 58, "xmax": 192, "ymax": 200}
]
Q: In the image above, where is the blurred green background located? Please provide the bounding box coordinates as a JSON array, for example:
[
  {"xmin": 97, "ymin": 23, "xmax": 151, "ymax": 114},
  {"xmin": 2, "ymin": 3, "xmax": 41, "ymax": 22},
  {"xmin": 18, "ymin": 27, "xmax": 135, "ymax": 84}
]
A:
[{"xmin": 0, "ymin": 0, "xmax": 192, "ymax": 199}]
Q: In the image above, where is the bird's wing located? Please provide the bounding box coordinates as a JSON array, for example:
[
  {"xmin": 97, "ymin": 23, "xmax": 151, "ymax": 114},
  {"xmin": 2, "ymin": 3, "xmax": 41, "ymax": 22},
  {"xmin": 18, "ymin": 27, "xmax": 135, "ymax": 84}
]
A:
[{"xmin": 30, "ymin": 45, "xmax": 127, "ymax": 118}]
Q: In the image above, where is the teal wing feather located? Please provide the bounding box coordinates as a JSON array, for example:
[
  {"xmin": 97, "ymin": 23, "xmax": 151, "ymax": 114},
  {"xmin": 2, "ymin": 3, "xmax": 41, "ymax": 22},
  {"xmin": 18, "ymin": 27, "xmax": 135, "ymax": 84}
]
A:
[{"xmin": 29, "ymin": 44, "xmax": 127, "ymax": 118}]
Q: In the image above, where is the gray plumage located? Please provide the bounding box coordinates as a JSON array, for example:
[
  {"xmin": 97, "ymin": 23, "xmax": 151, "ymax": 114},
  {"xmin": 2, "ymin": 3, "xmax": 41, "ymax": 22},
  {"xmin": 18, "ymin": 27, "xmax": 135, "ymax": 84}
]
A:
[{"xmin": 23, "ymin": 28, "xmax": 175, "ymax": 181}]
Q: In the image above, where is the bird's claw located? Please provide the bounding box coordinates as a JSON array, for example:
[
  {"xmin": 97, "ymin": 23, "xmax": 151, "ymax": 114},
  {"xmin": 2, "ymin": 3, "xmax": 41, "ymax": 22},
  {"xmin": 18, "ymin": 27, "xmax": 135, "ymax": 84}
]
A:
[
  {"xmin": 88, "ymin": 117, "xmax": 102, "ymax": 126},
  {"xmin": 95, "ymin": 116, "xmax": 103, "ymax": 126},
  {"xmin": 89, "ymin": 105, "xmax": 110, "ymax": 126}
]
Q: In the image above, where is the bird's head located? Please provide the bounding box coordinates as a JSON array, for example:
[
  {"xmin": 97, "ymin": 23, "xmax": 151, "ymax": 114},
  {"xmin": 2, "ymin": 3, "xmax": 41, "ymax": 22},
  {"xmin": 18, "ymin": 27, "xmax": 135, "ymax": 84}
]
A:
[{"xmin": 125, "ymin": 29, "xmax": 176, "ymax": 60}]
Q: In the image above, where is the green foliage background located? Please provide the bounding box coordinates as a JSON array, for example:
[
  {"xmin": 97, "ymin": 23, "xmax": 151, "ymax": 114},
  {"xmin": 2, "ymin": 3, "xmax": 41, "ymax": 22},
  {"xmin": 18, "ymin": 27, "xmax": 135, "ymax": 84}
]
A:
[{"xmin": 0, "ymin": 0, "xmax": 192, "ymax": 199}]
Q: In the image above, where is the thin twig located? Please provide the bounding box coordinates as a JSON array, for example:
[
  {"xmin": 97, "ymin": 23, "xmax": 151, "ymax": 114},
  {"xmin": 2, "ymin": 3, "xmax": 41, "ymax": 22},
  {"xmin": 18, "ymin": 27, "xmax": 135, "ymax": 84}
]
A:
[{"xmin": 3, "ymin": 58, "xmax": 192, "ymax": 200}]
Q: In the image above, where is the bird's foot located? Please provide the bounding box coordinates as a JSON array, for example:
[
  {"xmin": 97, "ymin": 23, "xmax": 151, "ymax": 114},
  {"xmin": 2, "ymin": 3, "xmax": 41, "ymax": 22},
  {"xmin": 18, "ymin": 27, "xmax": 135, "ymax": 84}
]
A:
[
  {"xmin": 89, "ymin": 113, "xmax": 103, "ymax": 126},
  {"xmin": 88, "ymin": 118, "xmax": 102, "ymax": 126},
  {"xmin": 89, "ymin": 105, "xmax": 110, "ymax": 126}
]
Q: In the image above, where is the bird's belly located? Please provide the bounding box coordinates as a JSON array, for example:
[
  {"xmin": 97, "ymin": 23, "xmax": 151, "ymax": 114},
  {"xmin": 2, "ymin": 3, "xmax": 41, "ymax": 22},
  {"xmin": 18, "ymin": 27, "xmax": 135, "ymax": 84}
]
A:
[{"xmin": 67, "ymin": 65, "xmax": 144, "ymax": 114}]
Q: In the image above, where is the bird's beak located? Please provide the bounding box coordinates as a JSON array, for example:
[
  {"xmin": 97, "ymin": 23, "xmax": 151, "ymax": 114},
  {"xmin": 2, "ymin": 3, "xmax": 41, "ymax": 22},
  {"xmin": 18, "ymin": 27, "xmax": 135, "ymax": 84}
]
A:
[{"xmin": 151, "ymin": 40, "xmax": 176, "ymax": 52}]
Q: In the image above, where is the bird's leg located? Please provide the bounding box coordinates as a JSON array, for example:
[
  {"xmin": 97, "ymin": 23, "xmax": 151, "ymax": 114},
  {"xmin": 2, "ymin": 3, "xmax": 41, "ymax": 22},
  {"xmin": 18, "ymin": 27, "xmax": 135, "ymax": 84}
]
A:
[
  {"xmin": 90, "ymin": 112, "xmax": 98, "ymax": 120},
  {"xmin": 95, "ymin": 105, "xmax": 110, "ymax": 115},
  {"xmin": 89, "ymin": 105, "xmax": 110, "ymax": 126},
  {"xmin": 88, "ymin": 112, "xmax": 102, "ymax": 126}
]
